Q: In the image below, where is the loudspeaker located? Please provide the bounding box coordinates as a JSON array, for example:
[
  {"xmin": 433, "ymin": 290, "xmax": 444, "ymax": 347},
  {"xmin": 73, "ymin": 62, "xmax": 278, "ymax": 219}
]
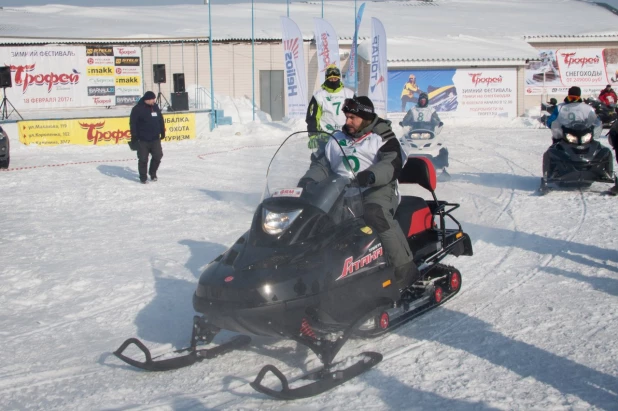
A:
[
  {"xmin": 0, "ymin": 66, "xmax": 12, "ymax": 88},
  {"xmin": 153, "ymin": 64, "xmax": 166, "ymax": 84},
  {"xmin": 171, "ymin": 92, "xmax": 189, "ymax": 111},
  {"xmin": 173, "ymin": 73, "xmax": 186, "ymax": 93}
]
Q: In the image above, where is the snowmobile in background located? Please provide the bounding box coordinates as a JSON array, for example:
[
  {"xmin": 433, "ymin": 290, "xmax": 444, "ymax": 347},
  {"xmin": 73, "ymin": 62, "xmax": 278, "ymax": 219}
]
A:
[
  {"xmin": 584, "ymin": 97, "xmax": 617, "ymax": 128},
  {"xmin": 114, "ymin": 131, "xmax": 473, "ymax": 400},
  {"xmin": 539, "ymin": 99, "xmax": 557, "ymax": 128},
  {"xmin": 399, "ymin": 121, "xmax": 450, "ymax": 180},
  {"xmin": 539, "ymin": 119, "xmax": 615, "ymax": 194}
]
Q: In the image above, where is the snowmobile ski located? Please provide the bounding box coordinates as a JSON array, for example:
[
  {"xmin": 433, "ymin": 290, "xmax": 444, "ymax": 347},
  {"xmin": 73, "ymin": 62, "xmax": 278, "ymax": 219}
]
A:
[
  {"xmin": 250, "ymin": 352, "xmax": 382, "ymax": 400},
  {"xmin": 113, "ymin": 334, "xmax": 251, "ymax": 371}
]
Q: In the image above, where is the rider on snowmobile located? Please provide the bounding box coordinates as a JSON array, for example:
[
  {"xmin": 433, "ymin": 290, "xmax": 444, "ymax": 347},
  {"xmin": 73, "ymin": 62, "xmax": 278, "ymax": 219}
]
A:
[
  {"xmin": 299, "ymin": 96, "xmax": 419, "ymax": 289},
  {"xmin": 598, "ymin": 84, "xmax": 618, "ymax": 108},
  {"xmin": 399, "ymin": 92, "xmax": 443, "ymax": 132},
  {"xmin": 550, "ymin": 86, "xmax": 601, "ymax": 145}
]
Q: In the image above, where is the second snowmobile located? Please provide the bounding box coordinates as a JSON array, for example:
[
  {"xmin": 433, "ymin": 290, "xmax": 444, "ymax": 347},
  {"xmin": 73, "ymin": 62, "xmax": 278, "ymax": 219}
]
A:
[{"xmin": 114, "ymin": 131, "xmax": 473, "ymax": 399}]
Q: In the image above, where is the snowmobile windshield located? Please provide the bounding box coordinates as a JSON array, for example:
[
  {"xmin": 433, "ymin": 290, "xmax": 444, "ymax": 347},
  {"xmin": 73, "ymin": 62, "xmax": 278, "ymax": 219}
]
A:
[{"xmin": 262, "ymin": 131, "xmax": 364, "ymax": 231}]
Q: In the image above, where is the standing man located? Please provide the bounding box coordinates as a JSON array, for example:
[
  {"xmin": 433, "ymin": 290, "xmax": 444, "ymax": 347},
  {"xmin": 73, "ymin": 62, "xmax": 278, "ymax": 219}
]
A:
[
  {"xmin": 129, "ymin": 91, "xmax": 165, "ymax": 184},
  {"xmin": 305, "ymin": 64, "xmax": 355, "ymax": 148}
]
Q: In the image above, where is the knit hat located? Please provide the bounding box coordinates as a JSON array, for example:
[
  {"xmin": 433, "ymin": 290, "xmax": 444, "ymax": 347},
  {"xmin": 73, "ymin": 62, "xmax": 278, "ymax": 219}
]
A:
[
  {"xmin": 567, "ymin": 86, "xmax": 581, "ymax": 97},
  {"xmin": 342, "ymin": 96, "xmax": 375, "ymax": 121},
  {"xmin": 143, "ymin": 91, "xmax": 156, "ymax": 100}
]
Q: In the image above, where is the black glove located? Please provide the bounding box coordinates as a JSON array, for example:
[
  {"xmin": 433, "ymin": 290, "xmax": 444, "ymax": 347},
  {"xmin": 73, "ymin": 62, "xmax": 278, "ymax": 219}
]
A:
[
  {"xmin": 128, "ymin": 140, "xmax": 138, "ymax": 151},
  {"xmin": 357, "ymin": 170, "xmax": 375, "ymax": 187},
  {"xmin": 297, "ymin": 178, "xmax": 315, "ymax": 189},
  {"xmin": 439, "ymin": 122, "xmax": 444, "ymax": 127}
]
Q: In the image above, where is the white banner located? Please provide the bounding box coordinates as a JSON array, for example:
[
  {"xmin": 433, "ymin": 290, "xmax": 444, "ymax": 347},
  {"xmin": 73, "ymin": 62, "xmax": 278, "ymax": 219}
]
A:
[
  {"xmin": 452, "ymin": 68, "xmax": 517, "ymax": 118},
  {"xmin": 313, "ymin": 18, "xmax": 340, "ymax": 76},
  {"xmin": 0, "ymin": 46, "xmax": 88, "ymax": 110},
  {"xmin": 556, "ymin": 48, "xmax": 607, "ymax": 87},
  {"xmin": 281, "ymin": 17, "xmax": 308, "ymax": 118},
  {"xmin": 368, "ymin": 18, "xmax": 387, "ymax": 117}
]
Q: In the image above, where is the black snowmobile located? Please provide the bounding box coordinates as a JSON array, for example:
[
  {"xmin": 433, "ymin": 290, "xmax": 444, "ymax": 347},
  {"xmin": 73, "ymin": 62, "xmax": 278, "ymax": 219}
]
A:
[
  {"xmin": 584, "ymin": 97, "xmax": 617, "ymax": 128},
  {"xmin": 114, "ymin": 131, "xmax": 473, "ymax": 399},
  {"xmin": 540, "ymin": 118, "xmax": 615, "ymax": 194}
]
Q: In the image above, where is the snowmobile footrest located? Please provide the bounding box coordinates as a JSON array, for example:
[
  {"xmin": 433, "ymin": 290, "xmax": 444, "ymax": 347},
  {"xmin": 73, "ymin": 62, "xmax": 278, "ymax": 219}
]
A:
[
  {"xmin": 250, "ymin": 352, "xmax": 382, "ymax": 399},
  {"xmin": 113, "ymin": 335, "xmax": 251, "ymax": 371}
]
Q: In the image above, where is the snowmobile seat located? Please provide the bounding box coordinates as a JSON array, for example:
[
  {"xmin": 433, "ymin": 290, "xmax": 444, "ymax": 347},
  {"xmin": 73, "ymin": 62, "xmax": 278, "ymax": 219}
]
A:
[{"xmin": 395, "ymin": 157, "xmax": 438, "ymax": 238}]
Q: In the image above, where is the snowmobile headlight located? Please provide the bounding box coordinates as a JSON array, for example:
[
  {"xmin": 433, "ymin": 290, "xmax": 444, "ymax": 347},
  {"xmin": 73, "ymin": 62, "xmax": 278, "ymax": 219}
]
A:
[
  {"xmin": 565, "ymin": 133, "xmax": 579, "ymax": 144},
  {"xmin": 579, "ymin": 133, "xmax": 592, "ymax": 144},
  {"xmin": 262, "ymin": 208, "xmax": 302, "ymax": 235}
]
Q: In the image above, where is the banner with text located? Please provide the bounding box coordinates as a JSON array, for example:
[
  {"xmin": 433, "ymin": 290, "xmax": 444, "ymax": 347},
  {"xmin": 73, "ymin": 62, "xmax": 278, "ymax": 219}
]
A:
[
  {"xmin": 389, "ymin": 68, "xmax": 517, "ymax": 118},
  {"xmin": 281, "ymin": 17, "xmax": 308, "ymax": 118},
  {"xmin": 368, "ymin": 18, "xmax": 387, "ymax": 117},
  {"xmin": 18, "ymin": 113, "xmax": 195, "ymax": 146},
  {"xmin": 0, "ymin": 45, "xmax": 143, "ymax": 110},
  {"xmin": 313, "ymin": 18, "xmax": 341, "ymax": 75},
  {"xmin": 524, "ymin": 48, "xmax": 618, "ymax": 95}
]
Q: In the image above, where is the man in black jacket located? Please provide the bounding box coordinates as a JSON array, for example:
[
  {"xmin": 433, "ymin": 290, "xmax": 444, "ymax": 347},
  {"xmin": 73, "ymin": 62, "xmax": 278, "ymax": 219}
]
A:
[{"xmin": 129, "ymin": 91, "xmax": 165, "ymax": 184}]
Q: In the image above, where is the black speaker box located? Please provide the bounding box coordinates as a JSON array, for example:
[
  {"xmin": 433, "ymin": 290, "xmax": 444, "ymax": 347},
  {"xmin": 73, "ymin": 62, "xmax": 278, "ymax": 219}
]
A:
[
  {"xmin": 173, "ymin": 73, "xmax": 186, "ymax": 93},
  {"xmin": 0, "ymin": 66, "xmax": 12, "ymax": 88},
  {"xmin": 171, "ymin": 92, "xmax": 189, "ymax": 111},
  {"xmin": 153, "ymin": 64, "xmax": 166, "ymax": 84}
]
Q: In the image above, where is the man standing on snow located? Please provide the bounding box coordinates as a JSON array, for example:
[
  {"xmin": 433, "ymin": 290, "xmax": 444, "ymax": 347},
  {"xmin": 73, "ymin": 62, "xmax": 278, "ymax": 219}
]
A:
[
  {"xmin": 129, "ymin": 91, "xmax": 165, "ymax": 184},
  {"xmin": 305, "ymin": 64, "xmax": 355, "ymax": 149}
]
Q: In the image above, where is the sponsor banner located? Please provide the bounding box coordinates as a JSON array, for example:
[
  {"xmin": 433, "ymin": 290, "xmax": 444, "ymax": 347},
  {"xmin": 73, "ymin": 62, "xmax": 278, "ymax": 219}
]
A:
[
  {"xmin": 115, "ymin": 76, "xmax": 141, "ymax": 86},
  {"xmin": 313, "ymin": 18, "xmax": 340, "ymax": 75},
  {"xmin": 113, "ymin": 46, "xmax": 140, "ymax": 57},
  {"xmin": 86, "ymin": 56, "xmax": 114, "ymax": 66},
  {"xmin": 116, "ymin": 95, "xmax": 140, "ymax": 105},
  {"xmin": 86, "ymin": 47, "xmax": 114, "ymax": 56},
  {"xmin": 368, "ymin": 17, "xmax": 387, "ymax": 117},
  {"xmin": 87, "ymin": 86, "xmax": 115, "ymax": 96},
  {"xmin": 18, "ymin": 113, "xmax": 195, "ymax": 146},
  {"xmin": 87, "ymin": 77, "xmax": 115, "ymax": 86},
  {"xmin": 115, "ymin": 86, "xmax": 142, "ymax": 96},
  {"xmin": 0, "ymin": 46, "xmax": 88, "ymax": 109},
  {"xmin": 388, "ymin": 68, "xmax": 517, "ymax": 118},
  {"xmin": 344, "ymin": 2, "xmax": 366, "ymax": 91},
  {"xmin": 114, "ymin": 66, "xmax": 140, "ymax": 76},
  {"xmin": 281, "ymin": 17, "xmax": 308, "ymax": 118},
  {"xmin": 115, "ymin": 57, "xmax": 140, "ymax": 66},
  {"xmin": 525, "ymin": 48, "xmax": 618, "ymax": 95},
  {"xmin": 86, "ymin": 66, "xmax": 114, "ymax": 77}
]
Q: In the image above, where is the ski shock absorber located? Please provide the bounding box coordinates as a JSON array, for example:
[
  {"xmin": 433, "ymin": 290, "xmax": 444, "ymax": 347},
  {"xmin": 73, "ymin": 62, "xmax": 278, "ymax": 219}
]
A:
[{"xmin": 299, "ymin": 318, "xmax": 316, "ymax": 340}]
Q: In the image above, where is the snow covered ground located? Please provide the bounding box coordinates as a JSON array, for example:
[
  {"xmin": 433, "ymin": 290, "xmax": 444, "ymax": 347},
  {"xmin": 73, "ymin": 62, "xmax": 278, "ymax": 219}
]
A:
[{"xmin": 1, "ymin": 114, "xmax": 617, "ymax": 410}]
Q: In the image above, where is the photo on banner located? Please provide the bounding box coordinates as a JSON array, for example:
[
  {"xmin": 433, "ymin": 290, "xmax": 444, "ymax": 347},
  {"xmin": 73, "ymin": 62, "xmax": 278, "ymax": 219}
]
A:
[{"xmin": 389, "ymin": 69, "xmax": 457, "ymax": 113}]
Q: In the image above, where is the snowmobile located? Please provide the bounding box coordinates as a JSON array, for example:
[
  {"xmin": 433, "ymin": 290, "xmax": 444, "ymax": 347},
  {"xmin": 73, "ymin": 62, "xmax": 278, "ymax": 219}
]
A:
[
  {"xmin": 114, "ymin": 131, "xmax": 473, "ymax": 399},
  {"xmin": 399, "ymin": 121, "xmax": 450, "ymax": 180},
  {"xmin": 539, "ymin": 117, "xmax": 615, "ymax": 194},
  {"xmin": 584, "ymin": 97, "xmax": 617, "ymax": 128}
]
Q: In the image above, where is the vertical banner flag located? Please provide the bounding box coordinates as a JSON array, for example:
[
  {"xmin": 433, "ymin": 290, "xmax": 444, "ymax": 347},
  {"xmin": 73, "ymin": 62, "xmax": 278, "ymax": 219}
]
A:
[
  {"xmin": 281, "ymin": 17, "xmax": 308, "ymax": 118},
  {"xmin": 368, "ymin": 18, "xmax": 387, "ymax": 116},
  {"xmin": 344, "ymin": 2, "xmax": 366, "ymax": 91},
  {"xmin": 313, "ymin": 18, "xmax": 341, "ymax": 75}
]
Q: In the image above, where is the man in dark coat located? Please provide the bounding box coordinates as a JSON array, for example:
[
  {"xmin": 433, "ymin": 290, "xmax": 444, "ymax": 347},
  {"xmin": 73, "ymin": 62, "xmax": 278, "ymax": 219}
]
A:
[{"xmin": 129, "ymin": 91, "xmax": 165, "ymax": 184}]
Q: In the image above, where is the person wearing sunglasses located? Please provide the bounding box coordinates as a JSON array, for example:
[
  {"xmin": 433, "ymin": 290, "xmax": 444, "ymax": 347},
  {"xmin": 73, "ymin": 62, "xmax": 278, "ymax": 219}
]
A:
[
  {"xmin": 299, "ymin": 96, "xmax": 419, "ymax": 289},
  {"xmin": 305, "ymin": 64, "xmax": 355, "ymax": 149}
]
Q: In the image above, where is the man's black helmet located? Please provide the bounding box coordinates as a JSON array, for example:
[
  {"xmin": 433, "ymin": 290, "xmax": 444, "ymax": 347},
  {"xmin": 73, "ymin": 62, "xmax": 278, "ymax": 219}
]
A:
[
  {"xmin": 418, "ymin": 92, "xmax": 429, "ymax": 107},
  {"xmin": 549, "ymin": 98, "xmax": 557, "ymax": 105}
]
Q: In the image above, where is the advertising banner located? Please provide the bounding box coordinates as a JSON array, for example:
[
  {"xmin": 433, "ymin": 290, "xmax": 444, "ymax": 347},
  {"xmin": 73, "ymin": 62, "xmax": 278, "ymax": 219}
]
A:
[
  {"xmin": 281, "ymin": 17, "xmax": 308, "ymax": 118},
  {"xmin": 313, "ymin": 18, "xmax": 341, "ymax": 75},
  {"xmin": 389, "ymin": 68, "xmax": 517, "ymax": 118},
  {"xmin": 368, "ymin": 18, "xmax": 387, "ymax": 117},
  {"xmin": 0, "ymin": 46, "xmax": 88, "ymax": 110},
  {"xmin": 525, "ymin": 48, "xmax": 618, "ymax": 96},
  {"xmin": 18, "ymin": 113, "xmax": 195, "ymax": 146}
]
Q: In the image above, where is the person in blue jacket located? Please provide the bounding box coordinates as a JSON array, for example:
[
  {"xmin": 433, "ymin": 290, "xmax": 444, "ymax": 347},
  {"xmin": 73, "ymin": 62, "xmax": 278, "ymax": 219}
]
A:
[{"xmin": 129, "ymin": 91, "xmax": 165, "ymax": 184}]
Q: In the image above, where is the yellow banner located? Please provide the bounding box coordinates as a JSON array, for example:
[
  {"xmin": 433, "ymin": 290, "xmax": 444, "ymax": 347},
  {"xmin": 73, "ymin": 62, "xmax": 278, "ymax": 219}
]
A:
[
  {"xmin": 115, "ymin": 76, "xmax": 141, "ymax": 86},
  {"xmin": 86, "ymin": 66, "xmax": 115, "ymax": 76},
  {"xmin": 18, "ymin": 113, "xmax": 196, "ymax": 146}
]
